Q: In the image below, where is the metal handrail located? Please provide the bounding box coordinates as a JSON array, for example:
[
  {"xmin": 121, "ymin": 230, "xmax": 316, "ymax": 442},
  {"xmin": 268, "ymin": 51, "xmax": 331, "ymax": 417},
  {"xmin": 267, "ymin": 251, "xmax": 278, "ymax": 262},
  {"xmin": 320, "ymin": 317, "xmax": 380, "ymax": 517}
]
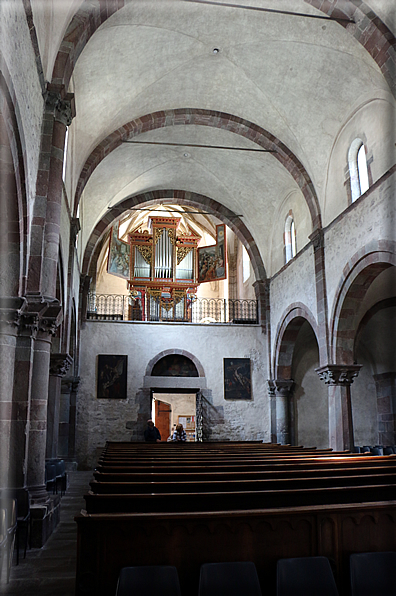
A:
[{"xmin": 86, "ymin": 293, "xmax": 258, "ymax": 324}]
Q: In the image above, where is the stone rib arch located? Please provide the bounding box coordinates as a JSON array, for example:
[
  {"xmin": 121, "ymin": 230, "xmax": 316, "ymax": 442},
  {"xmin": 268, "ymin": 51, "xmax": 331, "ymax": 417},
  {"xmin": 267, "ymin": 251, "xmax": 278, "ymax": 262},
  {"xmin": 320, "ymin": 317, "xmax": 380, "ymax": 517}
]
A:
[
  {"xmin": 0, "ymin": 63, "xmax": 28, "ymax": 297},
  {"xmin": 82, "ymin": 189, "xmax": 266, "ymax": 281},
  {"xmin": 304, "ymin": 0, "xmax": 396, "ymax": 98},
  {"xmin": 330, "ymin": 241, "xmax": 396, "ymax": 365},
  {"xmin": 146, "ymin": 349, "xmax": 205, "ymax": 378},
  {"xmin": 73, "ymin": 109, "xmax": 322, "ymax": 231},
  {"xmin": 273, "ymin": 303, "xmax": 319, "ymax": 379}
]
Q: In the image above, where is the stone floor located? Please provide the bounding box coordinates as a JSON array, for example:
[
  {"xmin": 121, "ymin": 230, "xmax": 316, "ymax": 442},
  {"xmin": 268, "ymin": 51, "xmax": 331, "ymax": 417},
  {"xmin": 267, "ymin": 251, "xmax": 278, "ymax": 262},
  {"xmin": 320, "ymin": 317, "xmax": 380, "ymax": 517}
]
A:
[{"xmin": 1, "ymin": 471, "xmax": 93, "ymax": 596}]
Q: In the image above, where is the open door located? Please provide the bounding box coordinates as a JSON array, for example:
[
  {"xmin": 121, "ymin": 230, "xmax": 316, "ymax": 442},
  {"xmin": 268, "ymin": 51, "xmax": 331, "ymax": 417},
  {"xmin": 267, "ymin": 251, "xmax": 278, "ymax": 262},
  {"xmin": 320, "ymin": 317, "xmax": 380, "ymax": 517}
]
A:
[{"xmin": 154, "ymin": 399, "xmax": 171, "ymax": 441}]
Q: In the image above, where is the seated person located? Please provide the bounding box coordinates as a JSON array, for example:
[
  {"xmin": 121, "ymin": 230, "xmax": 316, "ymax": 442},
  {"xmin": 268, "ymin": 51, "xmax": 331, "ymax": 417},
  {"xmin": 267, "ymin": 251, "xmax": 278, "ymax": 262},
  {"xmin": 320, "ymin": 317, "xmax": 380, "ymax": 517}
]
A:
[
  {"xmin": 172, "ymin": 423, "xmax": 187, "ymax": 442},
  {"xmin": 144, "ymin": 419, "xmax": 161, "ymax": 443}
]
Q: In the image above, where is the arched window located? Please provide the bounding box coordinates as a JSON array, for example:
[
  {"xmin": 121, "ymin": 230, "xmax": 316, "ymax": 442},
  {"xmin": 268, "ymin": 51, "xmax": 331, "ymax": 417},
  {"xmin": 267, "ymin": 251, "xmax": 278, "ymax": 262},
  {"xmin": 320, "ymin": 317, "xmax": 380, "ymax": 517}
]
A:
[
  {"xmin": 348, "ymin": 139, "xmax": 369, "ymax": 202},
  {"xmin": 242, "ymin": 245, "xmax": 250, "ymax": 282},
  {"xmin": 284, "ymin": 213, "xmax": 296, "ymax": 264}
]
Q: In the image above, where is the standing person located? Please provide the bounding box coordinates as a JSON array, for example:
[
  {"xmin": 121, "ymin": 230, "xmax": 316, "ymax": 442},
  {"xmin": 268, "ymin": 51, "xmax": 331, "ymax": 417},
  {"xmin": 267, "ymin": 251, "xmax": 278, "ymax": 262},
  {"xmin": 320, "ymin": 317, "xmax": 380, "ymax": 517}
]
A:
[
  {"xmin": 144, "ymin": 419, "xmax": 161, "ymax": 443},
  {"xmin": 172, "ymin": 423, "xmax": 187, "ymax": 442}
]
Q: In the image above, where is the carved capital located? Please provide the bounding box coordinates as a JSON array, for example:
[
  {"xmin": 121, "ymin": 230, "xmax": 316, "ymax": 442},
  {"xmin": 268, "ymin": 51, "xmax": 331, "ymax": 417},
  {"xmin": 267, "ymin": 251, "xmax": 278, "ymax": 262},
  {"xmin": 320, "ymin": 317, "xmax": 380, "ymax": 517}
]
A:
[
  {"xmin": 39, "ymin": 302, "xmax": 63, "ymax": 336},
  {"xmin": 316, "ymin": 364, "xmax": 362, "ymax": 385},
  {"xmin": 274, "ymin": 379, "xmax": 294, "ymax": 396},
  {"xmin": 309, "ymin": 228, "xmax": 324, "ymax": 251},
  {"xmin": 50, "ymin": 353, "xmax": 73, "ymax": 377},
  {"xmin": 21, "ymin": 296, "xmax": 62, "ymax": 337},
  {"xmin": 267, "ymin": 380, "xmax": 276, "ymax": 398},
  {"xmin": 71, "ymin": 217, "xmax": 81, "ymax": 243},
  {"xmin": 20, "ymin": 312, "xmax": 40, "ymax": 337},
  {"xmin": 0, "ymin": 297, "xmax": 26, "ymax": 331},
  {"xmin": 55, "ymin": 98, "xmax": 73, "ymax": 126},
  {"xmin": 44, "ymin": 90, "xmax": 61, "ymax": 114},
  {"xmin": 72, "ymin": 376, "xmax": 81, "ymax": 392}
]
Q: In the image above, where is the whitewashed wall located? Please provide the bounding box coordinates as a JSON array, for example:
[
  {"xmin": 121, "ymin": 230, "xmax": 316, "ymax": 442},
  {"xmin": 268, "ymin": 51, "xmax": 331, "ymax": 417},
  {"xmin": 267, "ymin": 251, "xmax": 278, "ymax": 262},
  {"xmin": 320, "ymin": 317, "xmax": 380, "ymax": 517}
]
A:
[{"xmin": 77, "ymin": 321, "xmax": 269, "ymax": 467}]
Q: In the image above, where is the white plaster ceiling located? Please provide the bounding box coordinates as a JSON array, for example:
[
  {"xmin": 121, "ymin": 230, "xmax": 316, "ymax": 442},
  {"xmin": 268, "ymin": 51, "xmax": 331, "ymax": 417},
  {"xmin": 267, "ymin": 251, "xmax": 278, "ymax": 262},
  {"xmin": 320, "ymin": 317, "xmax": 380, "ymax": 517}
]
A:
[{"xmin": 56, "ymin": 0, "xmax": 394, "ymax": 275}]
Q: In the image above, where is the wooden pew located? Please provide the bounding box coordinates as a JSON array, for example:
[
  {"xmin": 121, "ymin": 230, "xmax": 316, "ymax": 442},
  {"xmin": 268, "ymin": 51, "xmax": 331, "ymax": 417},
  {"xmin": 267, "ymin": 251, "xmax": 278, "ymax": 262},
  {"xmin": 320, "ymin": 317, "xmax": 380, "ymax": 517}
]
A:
[
  {"xmin": 75, "ymin": 443, "xmax": 396, "ymax": 596},
  {"xmin": 93, "ymin": 462, "xmax": 396, "ymax": 484},
  {"xmin": 75, "ymin": 500, "xmax": 396, "ymax": 596}
]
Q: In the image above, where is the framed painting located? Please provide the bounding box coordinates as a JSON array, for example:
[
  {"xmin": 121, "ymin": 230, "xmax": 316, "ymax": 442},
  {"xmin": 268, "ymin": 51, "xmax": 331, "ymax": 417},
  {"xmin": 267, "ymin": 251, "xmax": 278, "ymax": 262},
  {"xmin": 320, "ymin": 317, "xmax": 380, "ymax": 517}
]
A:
[
  {"xmin": 107, "ymin": 221, "xmax": 130, "ymax": 279},
  {"xmin": 198, "ymin": 223, "xmax": 227, "ymax": 283},
  {"xmin": 223, "ymin": 358, "xmax": 252, "ymax": 400},
  {"xmin": 97, "ymin": 354, "xmax": 127, "ymax": 399}
]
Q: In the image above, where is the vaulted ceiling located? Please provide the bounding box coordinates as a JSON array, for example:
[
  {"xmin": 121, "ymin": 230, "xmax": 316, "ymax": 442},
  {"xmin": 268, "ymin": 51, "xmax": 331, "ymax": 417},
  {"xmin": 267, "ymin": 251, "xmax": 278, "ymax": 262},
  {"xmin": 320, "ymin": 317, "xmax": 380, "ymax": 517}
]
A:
[{"xmin": 31, "ymin": 0, "xmax": 396, "ymax": 277}]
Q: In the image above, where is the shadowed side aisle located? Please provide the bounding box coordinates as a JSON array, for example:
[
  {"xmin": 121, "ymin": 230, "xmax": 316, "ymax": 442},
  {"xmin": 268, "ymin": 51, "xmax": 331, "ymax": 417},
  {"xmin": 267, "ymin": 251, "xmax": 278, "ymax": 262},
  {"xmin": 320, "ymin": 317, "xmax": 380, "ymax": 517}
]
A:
[{"xmin": 1, "ymin": 471, "xmax": 92, "ymax": 596}]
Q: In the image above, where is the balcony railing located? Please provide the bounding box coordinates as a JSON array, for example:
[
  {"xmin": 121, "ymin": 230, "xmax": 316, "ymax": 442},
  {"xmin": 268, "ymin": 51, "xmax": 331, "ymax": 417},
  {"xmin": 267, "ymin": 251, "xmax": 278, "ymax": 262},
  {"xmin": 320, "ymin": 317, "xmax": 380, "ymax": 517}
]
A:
[{"xmin": 86, "ymin": 293, "xmax": 258, "ymax": 324}]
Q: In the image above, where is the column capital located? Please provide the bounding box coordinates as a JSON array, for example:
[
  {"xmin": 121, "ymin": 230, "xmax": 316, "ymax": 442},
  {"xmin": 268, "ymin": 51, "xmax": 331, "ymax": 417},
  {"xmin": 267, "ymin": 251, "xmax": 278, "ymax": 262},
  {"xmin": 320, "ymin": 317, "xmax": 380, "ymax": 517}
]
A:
[
  {"xmin": 44, "ymin": 85, "xmax": 75, "ymax": 127},
  {"xmin": 55, "ymin": 96, "xmax": 74, "ymax": 127},
  {"xmin": 316, "ymin": 364, "xmax": 362, "ymax": 385},
  {"xmin": 71, "ymin": 218, "xmax": 81, "ymax": 243},
  {"xmin": 0, "ymin": 296, "xmax": 26, "ymax": 332},
  {"xmin": 50, "ymin": 353, "xmax": 73, "ymax": 377},
  {"xmin": 274, "ymin": 379, "xmax": 294, "ymax": 395},
  {"xmin": 267, "ymin": 379, "xmax": 276, "ymax": 397},
  {"xmin": 20, "ymin": 296, "xmax": 63, "ymax": 337},
  {"xmin": 309, "ymin": 228, "xmax": 324, "ymax": 251}
]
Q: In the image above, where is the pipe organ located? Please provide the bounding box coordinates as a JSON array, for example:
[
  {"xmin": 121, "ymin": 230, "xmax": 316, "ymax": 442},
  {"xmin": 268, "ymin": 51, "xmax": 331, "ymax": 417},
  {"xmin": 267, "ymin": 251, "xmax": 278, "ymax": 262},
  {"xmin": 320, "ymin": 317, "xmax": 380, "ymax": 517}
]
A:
[{"xmin": 128, "ymin": 216, "xmax": 201, "ymax": 321}]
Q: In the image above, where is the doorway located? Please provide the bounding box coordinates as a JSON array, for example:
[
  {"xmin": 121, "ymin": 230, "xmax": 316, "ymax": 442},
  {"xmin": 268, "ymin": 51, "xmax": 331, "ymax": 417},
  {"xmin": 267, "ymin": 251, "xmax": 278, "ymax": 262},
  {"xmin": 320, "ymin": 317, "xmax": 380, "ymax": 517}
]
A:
[{"xmin": 152, "ymin": 391, "xmax": 197, "ymax": 441}]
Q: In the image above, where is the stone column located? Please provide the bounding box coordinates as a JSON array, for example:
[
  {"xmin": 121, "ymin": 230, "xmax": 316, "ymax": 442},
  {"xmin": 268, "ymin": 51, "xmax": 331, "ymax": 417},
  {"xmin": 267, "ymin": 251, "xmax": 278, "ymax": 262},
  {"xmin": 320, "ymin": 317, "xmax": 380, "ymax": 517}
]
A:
[
  {"xmin": 309, "ymin": 229, "xmax": 330, "ymax": 365},
  {"xmin": 26, "ymin": 89, "xmax": 73, "ymax": 299},
  {"xmin": 271, "ymin": 379, "xmax": 294, "ymax": 445},
  {"xmin": 59, "ymin": 379, "xmax": 72, "ymax": 459},
  {"xmin": 253, "ymin": 279, "xmax": 269, "ymax": 330},
  {"xmin": 316, "ymin": 364, "xmax": 362, "ymax": 451},
  {"xmin": 373, "ymin": 372, "xmax": 396, "ymax": 446},
  {"xmin": 67, "ymin": 377, "xmax": 80, "ymax": 465},
  {"xmin": 26, "ymin": 301, "xmax": 62, "ymax": 504},
  {"xmin": 0, "ymin": 297, "xmax": 26, "ymax": 488},
  {"xmin": 267, "ymin": 380, "xmax": 277, "ymax": 443},
  {"xmin": 46, "ymin": 354, "xmax": 73, "ymax": 459}
]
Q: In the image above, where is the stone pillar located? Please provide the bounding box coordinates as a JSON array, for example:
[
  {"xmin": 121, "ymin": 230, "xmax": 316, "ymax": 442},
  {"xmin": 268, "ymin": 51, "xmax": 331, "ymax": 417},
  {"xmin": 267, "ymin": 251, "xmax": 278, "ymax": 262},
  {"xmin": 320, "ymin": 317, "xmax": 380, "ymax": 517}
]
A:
[
  {"xmin": 46, "ymin": 354, "xmax": 73, "ymax": 459},
  {"xmin": 0, "ymin": 297, "xmax": 26, "ymax": 488},
  {"xmin": 373, "ymin": 372, "xmax": 396, "ymax": 446},
  {"xmin": 26, "ymin": 87, "xmax": 74, "ymax": 299},
  {"xmin": 309, "ymin": 229, "xmax": 329, "ymax": 365},
  {"xmin": 26, "ymin": 301, "xmax": 62, "ymax": 504},
  {"xmin": 253, "ymin": 279, "xmax": 269, "ymax": 331},
  {"xmin": 316, "ymin": 364, "xmax": 362, "ymax": 451},
  {"xmin": 270, "ymin": 379, "xmax": 294, "ymax": 445},
  {"xmin": 79, "ymin": 274, "xmax": 91, "ymax": 324},
  {"xmin": 59, "ymin": 376, "xmax": 80, "ymax": 466},
  {"xmin": 267, "ymin": 380, "xmax": 277, "ymax": 443}
]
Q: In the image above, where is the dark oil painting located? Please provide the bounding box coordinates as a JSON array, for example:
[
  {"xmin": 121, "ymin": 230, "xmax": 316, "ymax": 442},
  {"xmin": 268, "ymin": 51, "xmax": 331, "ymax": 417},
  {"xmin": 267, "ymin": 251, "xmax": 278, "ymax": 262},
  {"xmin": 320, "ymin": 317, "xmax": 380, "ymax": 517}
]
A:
[
  {"xmin": 224, "ymin": 358, "xmax": 251, "ymax": 400},
  {"xmin": 97, "ymin": 354, "xmax": 127, "ymax": 398}
]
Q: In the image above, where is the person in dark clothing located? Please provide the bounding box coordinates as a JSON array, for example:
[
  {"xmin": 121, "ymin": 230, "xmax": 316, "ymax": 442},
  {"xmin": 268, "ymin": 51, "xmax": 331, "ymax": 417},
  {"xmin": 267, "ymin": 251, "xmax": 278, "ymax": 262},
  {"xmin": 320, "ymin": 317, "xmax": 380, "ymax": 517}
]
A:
[{"xmin": 144, "ymin": 419, "xmax": 161, "ymax": 443}]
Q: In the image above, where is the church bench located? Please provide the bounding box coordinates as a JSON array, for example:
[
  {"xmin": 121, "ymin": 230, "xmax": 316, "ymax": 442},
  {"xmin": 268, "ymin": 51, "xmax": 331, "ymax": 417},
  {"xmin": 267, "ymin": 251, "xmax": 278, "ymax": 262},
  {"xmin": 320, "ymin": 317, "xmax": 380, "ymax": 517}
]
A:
[
  {"xmin": 95, "ymin": 455, "xmax": 395, "ymax": 475},
  {"xmin": 91, "ymin": 465, "xmax": 396, "ymax": 487},
  {"xmin": 88, "ymin": 472, "xmax": 396, "ymax": 498},
  {"xmin": 83, "ymin": 481, "xmax": 396, "ymax": 513},
  {"xmin": 93, "ymin": 462, "xmax": 396, "ymax": 484},
  {"xmin": 75, "ymin": 501, "xmax": 396, "ymax": 596}
]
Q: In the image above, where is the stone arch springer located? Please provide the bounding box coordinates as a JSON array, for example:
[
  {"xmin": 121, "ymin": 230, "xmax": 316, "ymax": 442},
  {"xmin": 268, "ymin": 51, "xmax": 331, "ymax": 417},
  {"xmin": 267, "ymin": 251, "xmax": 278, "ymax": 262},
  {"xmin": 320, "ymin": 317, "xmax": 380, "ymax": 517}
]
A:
[
  {"xmin": 82, "ymin": 189, "xmax": 267, "ymax": 282},
  {"xmin": 330, "ymin": 240, "xmax": 396, "ymax": 365},
  {"xmin": 73, "ymin": 108, "xmax": 322, "ymax": 231},
  {"xmin": 273, "ymin": 302, "xmax": 319, "ymax": 380},
  {"xmin": 145, "ymin": 349, "xmax": 205, "ymax": 378}
]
